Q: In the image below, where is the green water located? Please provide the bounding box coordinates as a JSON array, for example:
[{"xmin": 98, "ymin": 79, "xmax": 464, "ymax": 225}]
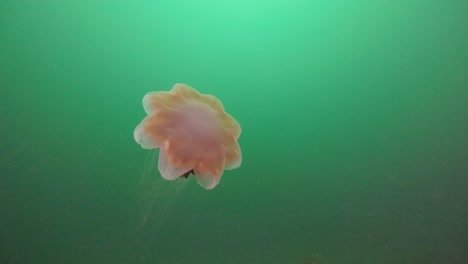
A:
[{"xmin": 1, "ymin": 0, "xmax": 467, "ymax": 263}]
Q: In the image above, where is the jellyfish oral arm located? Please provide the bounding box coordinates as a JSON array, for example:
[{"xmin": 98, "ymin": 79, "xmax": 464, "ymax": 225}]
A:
[{"xmin": 180, "ymin": 169, "xmax": 195, "ymax": 179}]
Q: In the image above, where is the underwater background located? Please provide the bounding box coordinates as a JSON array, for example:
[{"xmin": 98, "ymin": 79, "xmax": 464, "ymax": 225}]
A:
[{"xmin": 1, "ymin": 0, "xmax": 467, "ymax": 263}]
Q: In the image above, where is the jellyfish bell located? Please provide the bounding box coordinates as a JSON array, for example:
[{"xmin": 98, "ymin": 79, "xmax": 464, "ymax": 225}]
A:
[{"xmin": 134, "ymin": 83, "xmax": 242, "ymax": 190}]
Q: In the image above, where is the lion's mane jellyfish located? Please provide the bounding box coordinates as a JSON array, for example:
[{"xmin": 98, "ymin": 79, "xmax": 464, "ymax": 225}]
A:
[{"xmin": 134, "ymin": 83, "xmax": 242, "ymax": 190}]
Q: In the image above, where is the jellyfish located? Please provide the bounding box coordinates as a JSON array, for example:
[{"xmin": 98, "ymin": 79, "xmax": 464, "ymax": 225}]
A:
[{"xmin": 134, "ymin": 83, "xmax": 242, "ymax": 190}]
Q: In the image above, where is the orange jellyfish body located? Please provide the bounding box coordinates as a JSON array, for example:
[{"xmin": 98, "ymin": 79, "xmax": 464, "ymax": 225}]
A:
[{"xmin": 134, "ymin": 83, "xmax": 242, "ymax": 190}]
